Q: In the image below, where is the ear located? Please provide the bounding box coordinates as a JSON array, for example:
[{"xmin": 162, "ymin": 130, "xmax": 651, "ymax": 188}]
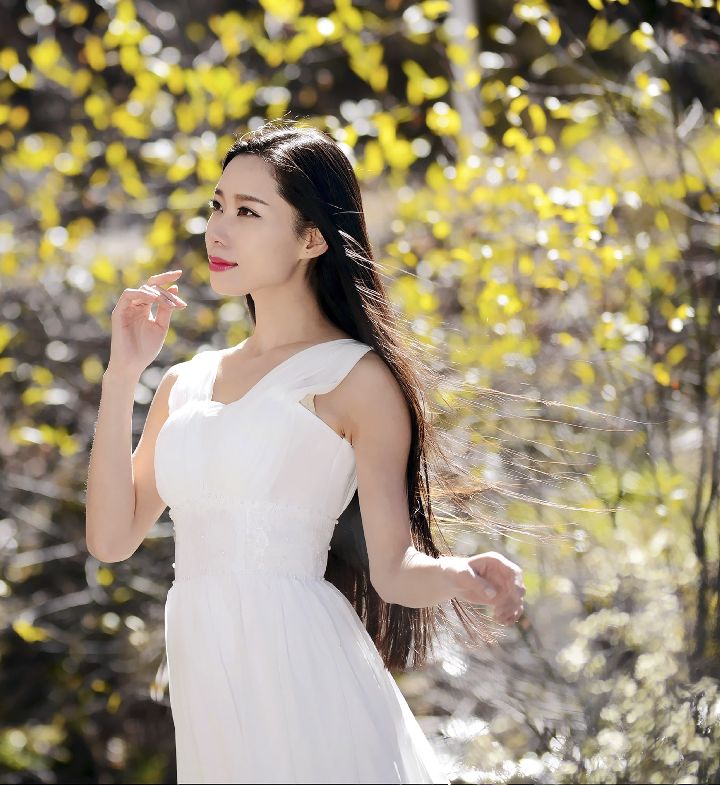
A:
[{"xmin": 302, "ymin": 226, "xmax": 328, "ymax": 260}]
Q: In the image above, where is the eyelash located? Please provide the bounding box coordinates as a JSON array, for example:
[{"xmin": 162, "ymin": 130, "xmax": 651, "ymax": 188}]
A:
[{"xmin": 207, "ymin": 199, "xmax": 258, "ymax": 217}]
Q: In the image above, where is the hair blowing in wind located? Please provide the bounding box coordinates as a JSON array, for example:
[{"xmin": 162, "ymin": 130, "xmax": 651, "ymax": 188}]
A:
[{"xmin": 213, "ymin": 117, "xmax": 616, "ymax": 673}]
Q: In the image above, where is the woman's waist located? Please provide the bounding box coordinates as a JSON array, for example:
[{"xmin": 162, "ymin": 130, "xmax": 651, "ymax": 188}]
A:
[{"xmin": 169, "ymin": 566, "xmax": 330, "ymax": 584}]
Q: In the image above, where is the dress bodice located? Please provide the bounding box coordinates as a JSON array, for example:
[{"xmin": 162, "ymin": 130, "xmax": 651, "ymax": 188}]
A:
[{"xmin": 154, "ymin": 338, "xmax": 374, "ymax": 582}]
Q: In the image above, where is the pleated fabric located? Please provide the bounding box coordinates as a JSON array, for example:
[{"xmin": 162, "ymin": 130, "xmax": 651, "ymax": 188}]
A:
[{"xmin": 155, "ymin": 339, "xmax": 449, "ymax": 784}]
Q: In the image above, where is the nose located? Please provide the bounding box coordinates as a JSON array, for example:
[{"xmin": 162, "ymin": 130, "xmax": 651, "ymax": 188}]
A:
[{"xmin": 205, "ymin": 224, "xmax": 228, "ymax": 247}]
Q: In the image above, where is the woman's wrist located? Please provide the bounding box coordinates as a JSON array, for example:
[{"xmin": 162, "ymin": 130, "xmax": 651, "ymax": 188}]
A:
[
  {"xmin": 438, "ymin": 554, "xmax": 474, "ymax": 595},
  {"xmin": 384, "ymin": 551, "xmax": 481, "ymax": 608},
  {"xmin": 441, "ymin": 554, "xmax": 499, "ymax": 603},
  {"xmin": 103, "ymin": 365, "xmax": 141, "ymax": 387}
]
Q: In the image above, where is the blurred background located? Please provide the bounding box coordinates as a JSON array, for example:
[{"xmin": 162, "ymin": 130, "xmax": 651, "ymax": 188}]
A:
[{"xmin": 1, "ymin": 0, "xmax": 720, "ymax": 782}]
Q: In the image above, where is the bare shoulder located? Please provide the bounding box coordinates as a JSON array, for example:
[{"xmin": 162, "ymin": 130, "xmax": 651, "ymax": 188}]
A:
[
  {"xmin": 337, "ymin": 347, "xmax": 411, "ymax": 444},
  {"xmin": 345, "ymin": 347, "xmax": 398, "ymax": 398}
]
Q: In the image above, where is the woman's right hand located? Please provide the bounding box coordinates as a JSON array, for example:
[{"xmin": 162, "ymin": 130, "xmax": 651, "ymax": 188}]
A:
[{"xmin": 107, "ymin": 269, "xmax": 187, "ymax": 380}]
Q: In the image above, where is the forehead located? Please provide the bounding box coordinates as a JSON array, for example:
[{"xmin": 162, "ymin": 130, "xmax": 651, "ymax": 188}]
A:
[{"xmin": 217, "ymin": 155, "xmax": 277, "ymax": 199}]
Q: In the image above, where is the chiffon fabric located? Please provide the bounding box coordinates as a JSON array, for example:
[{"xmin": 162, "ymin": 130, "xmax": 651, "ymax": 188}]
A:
[{"xmin": 154, "ymin": 338, "xmax": 449, "ymax": 784}]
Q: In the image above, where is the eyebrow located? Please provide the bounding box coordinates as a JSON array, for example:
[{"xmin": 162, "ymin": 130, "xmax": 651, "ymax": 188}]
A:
[{"xmin": 214, "ymin": 188, "xmax": 270, "ymax": 207}]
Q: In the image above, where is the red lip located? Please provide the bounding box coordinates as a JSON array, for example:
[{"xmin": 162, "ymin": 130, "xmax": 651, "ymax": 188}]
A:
[{"xmin": 209, "ymin": 256, "xmax": 237, "ymax": 267}]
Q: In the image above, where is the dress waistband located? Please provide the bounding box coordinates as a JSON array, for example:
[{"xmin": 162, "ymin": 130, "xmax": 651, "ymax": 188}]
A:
[{"xmin": 169, "ymin": 499, "xmax": 339, "ymax": 581}]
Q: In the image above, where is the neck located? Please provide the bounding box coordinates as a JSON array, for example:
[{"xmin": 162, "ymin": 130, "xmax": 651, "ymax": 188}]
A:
[{"xmin": 245, "ymin": 283, "xmax": 335, "ymax": 353}]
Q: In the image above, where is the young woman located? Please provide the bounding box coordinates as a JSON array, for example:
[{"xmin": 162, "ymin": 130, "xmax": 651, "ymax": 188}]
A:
[{"xmin": 86, "ymin": 119, "xmax": 525, "ymax": 784}]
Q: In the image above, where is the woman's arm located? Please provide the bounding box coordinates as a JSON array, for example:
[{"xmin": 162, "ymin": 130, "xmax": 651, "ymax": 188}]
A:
[
  {"xmin": 85, "ymin": 364, "xmax": 180, "ymax": 562},
  {"xmin": 86, "ymin": 269, "xmax": 187, "ymax": 562},
  {"xmin": 347, "ymin": 353, "xmax": 524, "ymax": 622},
  {"xmin": 85, "ymin": 368, "xmax": 138, "ymax": 561}
]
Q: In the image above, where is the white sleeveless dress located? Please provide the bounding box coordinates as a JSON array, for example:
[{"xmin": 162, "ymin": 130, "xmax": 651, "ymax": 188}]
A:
[{"xmin": 154, "ymin": 338, "xmax": 449, "ymax": 784}]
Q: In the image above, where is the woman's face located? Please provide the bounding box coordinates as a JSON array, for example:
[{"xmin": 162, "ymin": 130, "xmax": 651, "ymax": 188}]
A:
[{"xmin": 204, "ymin": 154, "xmax": 322, "ymax": 295}]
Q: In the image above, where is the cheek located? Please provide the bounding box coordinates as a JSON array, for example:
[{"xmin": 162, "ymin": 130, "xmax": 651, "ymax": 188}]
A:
[{"xmin": 244, "ymin": 223, "xmax": 300, "ymax": 261}]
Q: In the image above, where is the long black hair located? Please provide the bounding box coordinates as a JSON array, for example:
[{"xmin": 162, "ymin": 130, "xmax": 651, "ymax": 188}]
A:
[{"xmin": 220, "ymin": 118, "xmax": 513, "ymax": 671}]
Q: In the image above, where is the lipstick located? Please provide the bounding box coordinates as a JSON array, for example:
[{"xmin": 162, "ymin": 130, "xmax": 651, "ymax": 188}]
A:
[{"xmin": 209, "ymin": 256, "xmax": 238, "ymax": 272}]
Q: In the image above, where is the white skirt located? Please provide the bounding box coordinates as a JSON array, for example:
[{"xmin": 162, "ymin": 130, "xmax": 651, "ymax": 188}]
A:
[{"xmin": 164, "ymin": 572, "xmax": 450, "ymax": 784}]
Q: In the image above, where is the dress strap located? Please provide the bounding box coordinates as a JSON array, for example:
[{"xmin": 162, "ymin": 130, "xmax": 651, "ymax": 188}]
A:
[
  {"xmin": 167, "ymin": 350, "xmax": 217, "ymax": 414},
  {"xmin": 279, "ymin": 340, "xmax": 374, "ymax": 405},
  {"xmin": 168, "ymin": 340, "xmax": 373, "ymax": 414}
]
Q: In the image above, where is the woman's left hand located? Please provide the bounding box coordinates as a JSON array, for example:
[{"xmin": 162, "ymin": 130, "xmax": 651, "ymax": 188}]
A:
[{"xmin": 451, "ymin": 551, "xmax": 526, "ymax": 626}]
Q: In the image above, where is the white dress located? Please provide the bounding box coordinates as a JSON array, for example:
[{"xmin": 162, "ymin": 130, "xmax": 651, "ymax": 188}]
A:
[{"xmin": 154, "ymin": 338, "xmax": 449, "ymax": 784}]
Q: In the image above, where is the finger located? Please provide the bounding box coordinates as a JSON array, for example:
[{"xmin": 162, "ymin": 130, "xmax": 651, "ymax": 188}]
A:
[
  {"xmin": 468, "ymin": 554, "xmax": 517, "ymax": 594},
  {"xmin": 471, "ymin": 572, "xmax": 498, "ymax": 601},
  {"xmin": 477, "ymin": 551, "xmax": 516, "ymax": 571},
  {"xmin": 495, "ymin": 600, "xmax": 521, "ymax": 620},
  {"xmin": 152, "ymin": 290, "xmax": 180, "ymax": 330},
  {"xmin": 506, "ymin": 605, "xmax": 522, "ymax": 619},
  {"xmin": 155, "ymin": 286, "xmax": 187, "ymax": 306},
  {"xmin": 494, "ymin": 610, "xmax": 508, "ymax": 625},
  {"xmin": 146, "ymin": 269, "xmax": 183, "ymax": 284},
  {"xmin": 458, "ymin": 565, "xmax": 498, "ymax": 603},
  {"xmin": 481, "ymin": 582, "xmax": 498, "ymax": 602},
  {"xmin": 151, "ymin": 282, "xmax": 188, "ymax": 317},
  {"xmin": 498, "ymin": 568, "xmax": 524, "ymax": 601},
  {"xmin": 503, "ymin": 583, "xmax": 524, "ymax": 607},
  {"xmin": 123, "ymin": 288, "xmax": 160, "ymax": 306},
  {"xmin": 143, "ymin": 283, "xmax": 187, "ymax": 307},
  {"xmin": 139, "ymin": 284, "xmax": 162, "ymax": 298},
  {"xmin": 163, "ymin": 284, "xmax": 186, "ymax": 303},
  {"xmin": 473, "ymin": 576, "xmax": 500, "ymax": 604},
  {"xmin": 140, "ymin": 284, "xmax": 173, "ymax": 306}
]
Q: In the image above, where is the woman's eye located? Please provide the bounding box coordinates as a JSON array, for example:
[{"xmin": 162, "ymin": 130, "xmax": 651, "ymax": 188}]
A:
[{"xmin": 206, "ymin": 200, "xmax": 256, "ymax": 217}]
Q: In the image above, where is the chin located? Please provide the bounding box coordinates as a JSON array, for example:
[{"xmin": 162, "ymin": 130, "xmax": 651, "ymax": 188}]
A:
[{"xmin": 210, "ymin": 281, "xmax": 251, "ymax": 297}]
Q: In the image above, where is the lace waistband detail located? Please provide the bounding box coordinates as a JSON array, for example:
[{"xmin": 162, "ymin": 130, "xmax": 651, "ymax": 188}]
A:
[{"xmin": 169, "ymin": 498, "xmax": 338, "ymax": 580}]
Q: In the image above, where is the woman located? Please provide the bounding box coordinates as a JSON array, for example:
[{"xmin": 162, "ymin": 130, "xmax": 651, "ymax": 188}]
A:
[{"xmin": 86, "ymin": 119, "xmax": 526, "ymax": 784}]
